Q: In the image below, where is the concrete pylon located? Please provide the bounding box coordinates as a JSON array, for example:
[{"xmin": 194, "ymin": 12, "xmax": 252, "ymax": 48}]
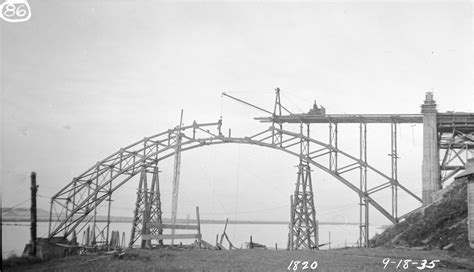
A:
[{"xmin": 421, "ymin": 92, "xmax": 441, "ymax": 204}]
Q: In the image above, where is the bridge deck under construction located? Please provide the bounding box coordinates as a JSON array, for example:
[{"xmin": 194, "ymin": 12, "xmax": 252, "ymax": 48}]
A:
[{"xmin": 256, "ymin": 112, "xmax": 474, "ymax": 132}]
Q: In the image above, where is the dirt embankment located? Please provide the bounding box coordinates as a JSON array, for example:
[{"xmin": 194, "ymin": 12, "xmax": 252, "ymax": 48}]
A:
[{"xmin": 370, "ymin": 179, "xmax": 473, "ymax": 258}]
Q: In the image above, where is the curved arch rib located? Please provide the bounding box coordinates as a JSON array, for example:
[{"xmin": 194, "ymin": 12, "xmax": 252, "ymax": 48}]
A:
[{"xmin": 49, "ymin": 121, "xmax": 420, "ymax": 239}]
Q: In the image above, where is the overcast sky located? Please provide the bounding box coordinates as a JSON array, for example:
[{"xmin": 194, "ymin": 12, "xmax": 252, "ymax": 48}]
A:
[{"xmin": 1, "ymin": 0, "xmax": 473, "ymax": 227}]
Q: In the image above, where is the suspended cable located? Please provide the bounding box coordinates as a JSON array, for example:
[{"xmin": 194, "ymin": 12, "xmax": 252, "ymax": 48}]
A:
[
  {"xmin": 2, "ymin": 198, "xmax": 31, "ymax": 213},
  {"xmin": 206, "ymin": 146, "xmax": 287, "ymax": 196},
  {"xmin": 220, "ymin": 93, "xmax": 224, "ymax": 119},
  {"xmin": 281, "ymin": 92, "xmax": 305, "ymax": 113},
  {"xmin": 37, "ymin": 194, "xmax": 50, "ymax": 198},
  {"xmin": 411, "ymin": 124, "xmax": 416, "ymax": 147}
]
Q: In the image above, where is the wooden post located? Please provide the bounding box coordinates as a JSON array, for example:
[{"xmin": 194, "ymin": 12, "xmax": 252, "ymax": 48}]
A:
[
  {"xmin": 106, "ymin": 179, "xmax": 112, "ymax": 251},
  {"xmin": 86, "ymin": 226, "xmax": 90, "ymax": 246},
  {"xmin": 329, "ymin": 232, "xmax": 331, "ymax": 250},
  {"xmin": 223, "ymin": 218, "xmax": 229, "ymax": 233},
  {"xmin": 140, "ymin": 210, "xmax": 147, "ymax": 249},
  {"xmin": 71, "ymin": 230, "xmax": 77, "ymax": 245},
  {"xmin": 289, "ymin": 195, "xmax": 294, "ymax": 251},
  {"xmin": 140, "ymin": 168, "xmax": 149, "ymax": 249},
  {"xmin": 219, "ymin": 218, "xmax": 229, "ymax": 246},
  {"xmin": 30, "ymin": 172, "xmax": 38, "ymax": 256},
  {"xmin": 275, "ymin": 243, "xmax": 278, "ymax": 250},
  {"xmin": 196, "ymin": 206, "xmax": 202, "ymax": 249}
]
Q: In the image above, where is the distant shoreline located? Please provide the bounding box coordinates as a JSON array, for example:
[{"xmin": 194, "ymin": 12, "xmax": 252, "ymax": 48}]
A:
[
  {"xmin": 2, "ymin": 207, "xmax": 363, "ymax": 226},
  {"xmin": 2, "ymin": 217, "xmax": 360, "ymax": 226}
]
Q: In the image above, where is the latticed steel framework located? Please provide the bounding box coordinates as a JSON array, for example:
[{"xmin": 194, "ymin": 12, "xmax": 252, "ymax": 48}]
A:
[
  {"xmin": 289, "ymin": 161, "xmax": 318, "ymax": 249},
  {"xmin": 48, "ymin": 118, "xmax": 422, "ymax": 248},
  {"xmin": 47, "ymin": 91, "xmax": 474, "ymax": 249},
  {"xmin": 129, "ymin": 166, "xmax": 163, "ymax": 248},
  {"xmin": 438, "ymin": 114, "xmax": 474, "ymax": 183},
  {"xmin": 288, "ymin": 123, "xmax": 318, "ymax": 250}
]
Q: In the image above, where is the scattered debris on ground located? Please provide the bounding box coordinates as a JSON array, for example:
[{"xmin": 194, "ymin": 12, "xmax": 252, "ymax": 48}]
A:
[{"xmin": 245, "ymin": 235, "xmax": 267, "ymax": 250}]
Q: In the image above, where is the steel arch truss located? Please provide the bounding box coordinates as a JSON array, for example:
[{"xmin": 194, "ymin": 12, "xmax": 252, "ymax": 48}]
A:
[
  {"xmin": 439, "ymin": 128, "xmax": 474, "ymax": 183},
  {"xmin": 48, "ymin": 120, "xmax": 421, "ymax": 242}
]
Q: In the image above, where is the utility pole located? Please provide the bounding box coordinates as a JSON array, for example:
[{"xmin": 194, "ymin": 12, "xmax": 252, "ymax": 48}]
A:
[
  {"xmin": 30, "ymin": 172, "xmax": 38, "ymax": 256},
  {"xmin": 328, "ymin": 231, "xmax": 331, "ymax": 250},
  {"xmin": 171, "ymin": 110, "xmax": 184, "ymax": 245}
]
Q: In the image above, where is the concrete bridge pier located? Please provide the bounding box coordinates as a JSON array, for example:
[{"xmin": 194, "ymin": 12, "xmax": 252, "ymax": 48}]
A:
[{"xmin": 421, "ymin": 92, "xmax": 441, "ymax": 204}]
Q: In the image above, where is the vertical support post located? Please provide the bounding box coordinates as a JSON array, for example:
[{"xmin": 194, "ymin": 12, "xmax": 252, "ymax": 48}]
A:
[
  {"xmin": 86, "ymin": 226, "xmax": 90, "ymax": 246},
  {"xmin": 64, "ymin": 192, "xmax": 70, "ymax": 237},
  {"xmin": 92, "ymin": 166, "xmax": 99, "ymax": 245},
  {"xmin": 70, "ymin": 178, "xmax": 77, "ymax": 239},
  {"xmin": 129, "ymin": 167, "xmax": 145, "ymax": 247},
  {"xmin": 140, "ymin": 167, "xmax": 149, "ymax": 249},
  {"xmin": 106, "ymin": 173, "xmax": 112, "ymax": 250},
  {"xmin": 150, "ymin": 165, "xmax": 163, "ymax": 246},
  {"xmin": 421, "ymin": 92, "xmax": 440, "ymax": 204},
  {"xmin": 390, "ymin": 121, "xmax": 398, "ymax": 219},
  {"xmin": 171, "ymin": 109, "xmax": 184, "ymax": 245},
  {"xmin": 329, "ymin": 122, "xmax": 338, "ymax": 172},
  {"xmin": 289, "ymin": 195, "xmax": 294, "ymax": 251},
  {"xmin": 328, "ymin": 231, "xmax": 331, "ymax": 250},
  {"xmin": 219, "ymin": 218, "xmax": 229, "ymax": 247},
  {"xmin": 272, "ymin": 88, "xmax": 283, "ymax": 146},
  {"xmin": 63, "ymin": 201, "xmax": 69, "ymax": 237},
  {"xmin": 359, "ymin": 121, "xmax": 369, "ymax": 248},
  {"xmin": 307, "ymin": 125, "xmax": 318, "ymax": 249},
  {"xmin": 315, "ymin": 220, "xmax": 319, "ymax": 249},
  {"xmin": 48, "ymin": 199, "xmax": 53, "ymax": 237},
  {"xmin": 64, "ymin": 178, "xmax": 78, "ymax": 239},
  {"xmin": 196, "ymin": 206, "xmax": 202, "ymax": 249},
  {"xmin": 289, "ymin": 123, "xmax": 318, "ymax": 250},
  {"xmin": 30, "ymin": 172, "xmax": 37, "ymax": 256}
]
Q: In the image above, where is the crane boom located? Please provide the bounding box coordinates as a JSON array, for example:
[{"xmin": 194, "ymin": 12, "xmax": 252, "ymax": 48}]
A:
[{"xmin": 222, "ymin": 92, "xmax": 273, "ymax": 115}]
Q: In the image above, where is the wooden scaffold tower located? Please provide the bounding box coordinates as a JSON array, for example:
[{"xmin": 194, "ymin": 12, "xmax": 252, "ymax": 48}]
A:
[
  {"xmin": 129, "ymin": 165, "xmax": 163, "ymax": 248},
  {"xmin": 288, "ymin": 123, "xmax": 319, "ymax": 250}
]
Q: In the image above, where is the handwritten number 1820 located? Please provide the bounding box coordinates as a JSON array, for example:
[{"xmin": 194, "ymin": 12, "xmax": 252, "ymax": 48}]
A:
[{"xmin": 287, "ymin": 260, "xmax": 318, "ymax": 270}]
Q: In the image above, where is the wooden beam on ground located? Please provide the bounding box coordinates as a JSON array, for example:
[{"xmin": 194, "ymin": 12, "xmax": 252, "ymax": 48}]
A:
[{"xmin": 219, "ymin": 218, "xmax": 229, "ymax": 246}]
